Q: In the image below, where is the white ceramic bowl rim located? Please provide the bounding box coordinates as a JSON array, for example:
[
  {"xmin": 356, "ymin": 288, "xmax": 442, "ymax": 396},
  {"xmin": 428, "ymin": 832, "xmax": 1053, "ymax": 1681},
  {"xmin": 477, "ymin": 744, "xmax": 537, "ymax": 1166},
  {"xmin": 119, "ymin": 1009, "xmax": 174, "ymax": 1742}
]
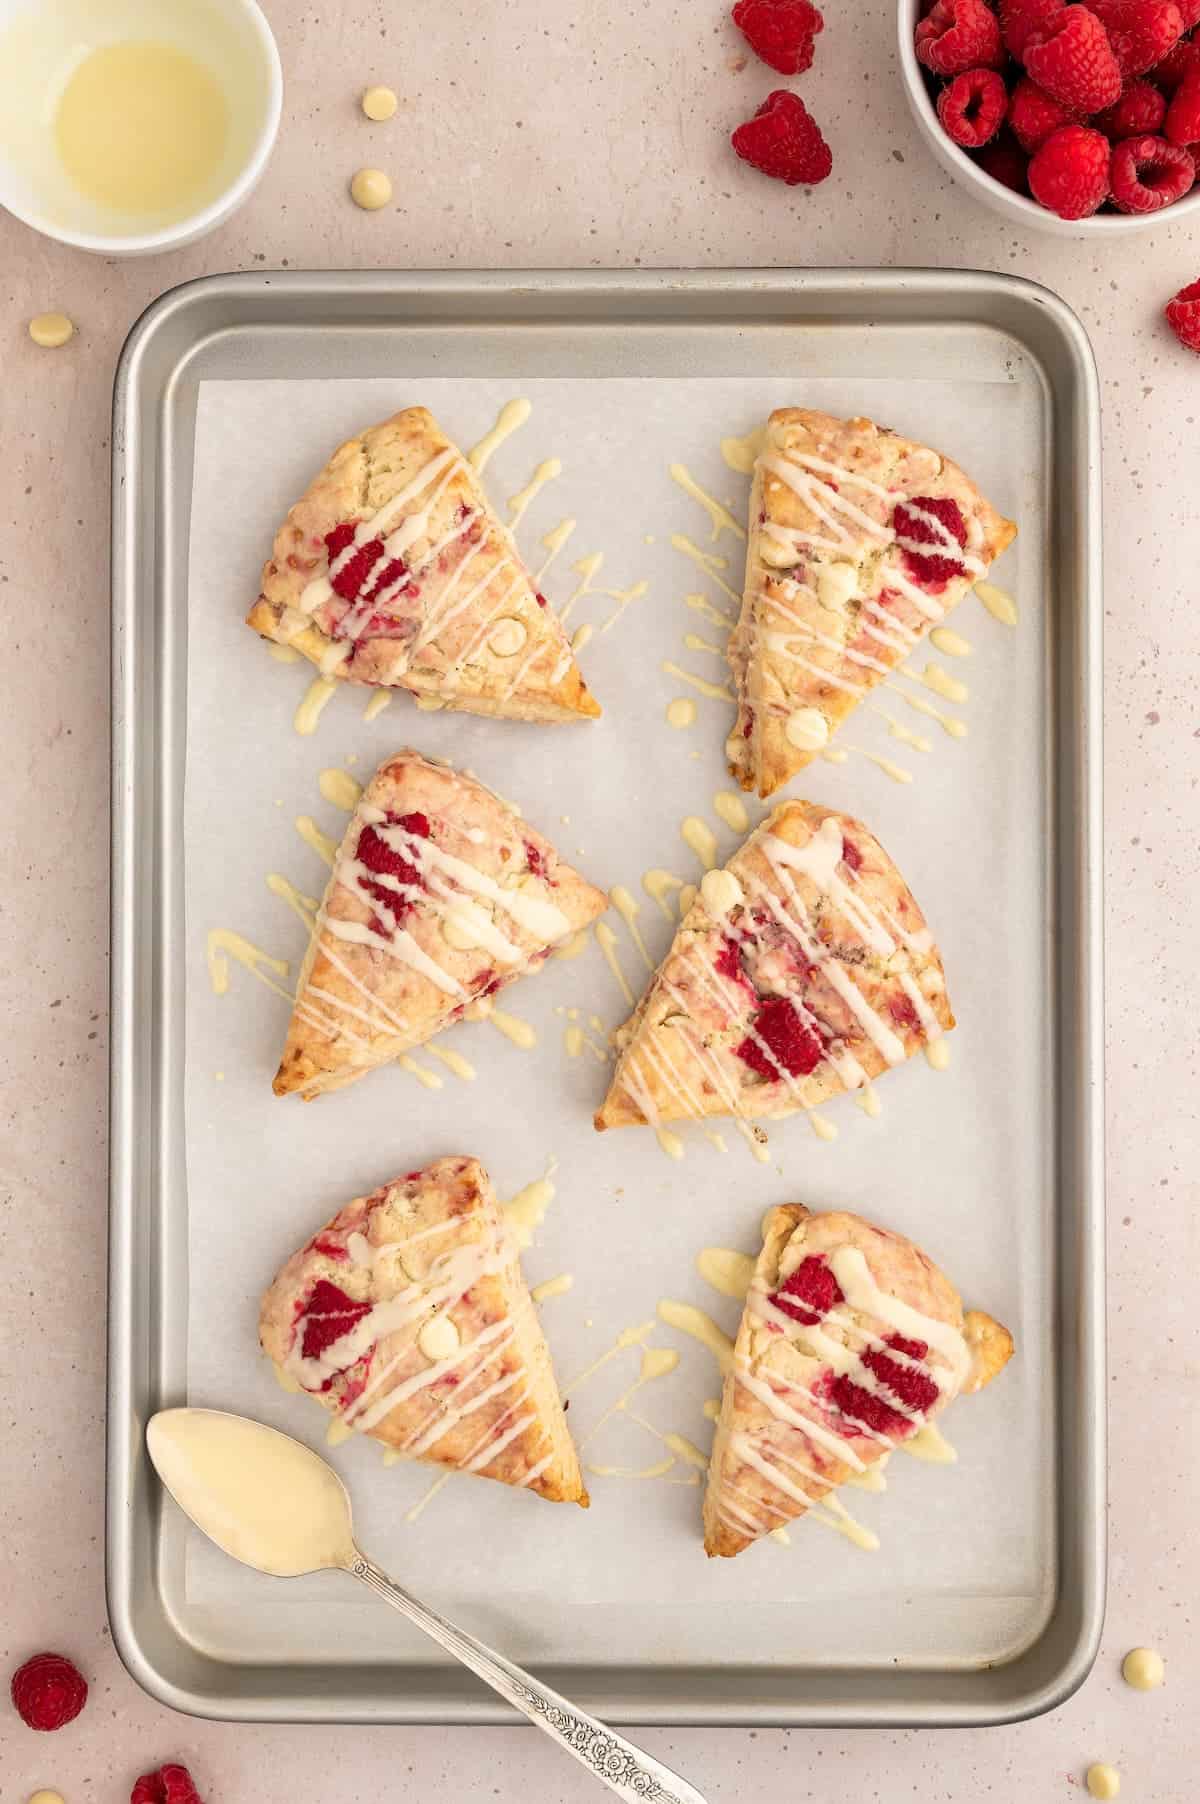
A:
[
  {"xmin": 897, "ymin": 0, "xmax": 1200, "ymax": 234},
  {"xmin": 0, "ymin": 0, "xmax": 282, "ymax": 253}
]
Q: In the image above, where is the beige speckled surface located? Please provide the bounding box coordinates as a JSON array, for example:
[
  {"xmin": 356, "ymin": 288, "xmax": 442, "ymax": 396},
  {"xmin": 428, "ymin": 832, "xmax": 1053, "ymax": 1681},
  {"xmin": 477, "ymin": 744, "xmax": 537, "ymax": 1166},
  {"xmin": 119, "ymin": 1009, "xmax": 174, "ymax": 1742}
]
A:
[{"xmin": 2, "ymin": 0, "xmax": 1197, "ymax": 1797}]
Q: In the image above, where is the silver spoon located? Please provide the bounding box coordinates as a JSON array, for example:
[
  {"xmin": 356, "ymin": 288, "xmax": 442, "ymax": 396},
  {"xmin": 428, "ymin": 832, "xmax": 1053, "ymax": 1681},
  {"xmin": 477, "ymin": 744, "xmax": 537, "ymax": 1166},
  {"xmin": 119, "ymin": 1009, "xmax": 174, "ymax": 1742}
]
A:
[{"xmin": 147, "ymin": 1409, "xmax": 707, "ymax": 1804}]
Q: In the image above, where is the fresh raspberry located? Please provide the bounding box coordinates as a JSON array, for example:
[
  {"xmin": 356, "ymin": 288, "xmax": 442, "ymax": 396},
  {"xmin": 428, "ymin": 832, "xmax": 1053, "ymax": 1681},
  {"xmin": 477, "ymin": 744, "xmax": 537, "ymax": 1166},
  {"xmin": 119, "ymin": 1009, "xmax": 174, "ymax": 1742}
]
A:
[
  {"xmin": 937, "ymin": 66, "xmax": 1008, "ymax": 145},
  {"xmin": 1024, "ymin": 8, "xmax": 1123, "ymax": 111},
  {"xmin": 1028, "ymin": 122, "xmax": 1112, "ymax": 215},
  {"xmin": 731, "ymin": 89, "xmax": 833, "ymax": 184},
  {"xmin": 771, "ymin": 1253, "xmax": 844, "ymax": 1326},
  {"xmin": 1087, "ymin": 0, "xmax": 1184, "ymax": 73},
  {"xmin": 131, "ymin": 1765, "xmax": 204, "ymax": 1804},
  {"xmin": 829, "ymin": 1335, "xmax": 940, "ymax": 1439},
  {"xmin": 737, "ymin": 996, "xmax": 823, "ymax": 1079},
  {"xmin": 1166, "ymin": 61, "xmax": 1200, "ymax": 138},
  {"xmin": 1165, "ymin": 276, "xmax": 1200, "ymax": 349},
  {"xmin": 732, "ymin": 0, "xmax": 825, "ymax": 74},
  {"xmin": 975, "ymin": 131, "xmax": 1032, "ymax": 189},
  {"xmin": 299, "ymin": 1279, "xmax": 371, "ymax": 1360},
  {"xmin": 1095, "ymin": 76, "xmax": 1168, "ymax": 135},
  {"xmin": 1008, "ymin": 75, "xmax": 1076, "ymax": 153},
  {"xmin": 829, "ymin": 1373, "xmax": 914, "ymax": 1437},
  {"xmin": 1177, "ymin": 0, "xmax": 1200, "ymax": 24},
  {"xmin": 915, "ymin": 0, "xmax": 1005, "ymax": 74},
  {"xmin": 1110, "ymin": 132, "xmax": 1195, "ymax": 205},
  {"xmin": 892, "ymin": 495, "xmax": 968, "ymax": 588},
  {"xmin": 355, "ymin": 812, "xmax": 430, "ymax": 921},
  {"xmin": 864, "ymin": 1343, "xmax": 941, "ymax": 1415},
  {"xmin": 10, "ymin": 1652, "xmax": 88, "ymax": 1731},
  {"xmin": 1000, "ymin": 0, "xmax": 1065, "ymax": 59},
  {"xmin": 1154, "ymin": 32, "xmax": 1200, "ymax": 86}
]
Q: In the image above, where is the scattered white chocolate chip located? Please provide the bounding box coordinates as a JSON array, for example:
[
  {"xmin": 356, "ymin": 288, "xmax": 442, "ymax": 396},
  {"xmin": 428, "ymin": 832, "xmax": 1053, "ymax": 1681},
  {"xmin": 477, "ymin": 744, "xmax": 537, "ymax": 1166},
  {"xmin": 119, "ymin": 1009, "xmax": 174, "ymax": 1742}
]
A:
[
  {"xmin": 29, "ymin": 1792, "xmax": 67, "ymax": 1804},
  {"xmin": 488, "ymin": 616, "xmax": 527, "ymax": 657},
  {"xmin": 700, "ymin": 867, "xmax": 744, "ymax": 919},
  {"xmin": 785, "ymin": 707, "xmax": 829, "ymax": 751},
  {"xmin": 817, "ymin": 560, "xmax": 859, "ymax": 612},
  {"xmin": 759, "ymin": 539, "xmax": 797, "ymax": 569},
  {"xmin": 350, "ymin": 167, "xmax": 392, "ymax": 209},
  {"xmin": 418, "ymin": 1312, "xmax": 460, "ymax": 1361},
  {"xmin": 666, "ymin": 696, "xmax": 697, "ymax": 729},
  {"xmin": 361, "ymin": 85, "xmax": 398, "ymax": 121},
  {"xmin": 28, "ymin": 312, "xmax": 74, "ymax": 348},
  {"xmin": 1122, "ymin": 1646, "xmax": 1164, "ymax": 1690},
  {"xmin": 1086, "ymin": 1764, "xmax": 1120, "ymax": 1800}
]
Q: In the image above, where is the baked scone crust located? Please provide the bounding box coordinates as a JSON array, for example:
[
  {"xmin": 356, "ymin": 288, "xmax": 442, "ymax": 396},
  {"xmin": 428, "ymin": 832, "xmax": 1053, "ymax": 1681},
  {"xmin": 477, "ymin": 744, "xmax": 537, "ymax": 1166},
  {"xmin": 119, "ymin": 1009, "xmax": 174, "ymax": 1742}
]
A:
[
  {"xmin": 247, "ymin": 406, "xmax": 600, "ymax": 724},
  {"xmin": 260, "ymin": 1156, "xmax": 587, "ymax": 1504},
  {"xmin": 703, "ymin": 1204, "xmax": 1013, "ymax": 1557},
  {"xmin": 595, "ymin": 799, "xmax": 952, "ymax": 1134},
  {"xmin": 727, "ymin": 408, "xmax": 1017, "ymax": 798},
  {"xmin": 276, "ymin": 751, "xmax": 608, "ymax": 1099}
]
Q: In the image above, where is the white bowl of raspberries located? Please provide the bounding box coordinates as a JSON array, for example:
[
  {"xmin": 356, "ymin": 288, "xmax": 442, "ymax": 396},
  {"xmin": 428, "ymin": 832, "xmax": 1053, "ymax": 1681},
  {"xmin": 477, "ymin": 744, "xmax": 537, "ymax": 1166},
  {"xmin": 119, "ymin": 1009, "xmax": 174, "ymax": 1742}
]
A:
[{"xmin": 899, "ymin": 0, "xmax": 1200, "ymax": 227}]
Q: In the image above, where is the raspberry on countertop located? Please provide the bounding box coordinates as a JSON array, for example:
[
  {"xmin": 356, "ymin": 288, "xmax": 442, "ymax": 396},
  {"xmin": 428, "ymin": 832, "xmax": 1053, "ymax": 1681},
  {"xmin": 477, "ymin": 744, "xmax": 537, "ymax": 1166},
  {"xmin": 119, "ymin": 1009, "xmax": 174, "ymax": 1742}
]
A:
[
  {"xmin": 732, "ymin": 0, "xmax": 824, "ymax": 74},
  {"xmin": 731, "ymin": 89, "xmax": 833, "ymax": 184},
  {"xmin": 10, "ymin": 1653, "xmax": 88, "ymax": 1733},
  {"xmin": 1165, "ymin": 277, "xmax": 1200, "ymax": 349}
]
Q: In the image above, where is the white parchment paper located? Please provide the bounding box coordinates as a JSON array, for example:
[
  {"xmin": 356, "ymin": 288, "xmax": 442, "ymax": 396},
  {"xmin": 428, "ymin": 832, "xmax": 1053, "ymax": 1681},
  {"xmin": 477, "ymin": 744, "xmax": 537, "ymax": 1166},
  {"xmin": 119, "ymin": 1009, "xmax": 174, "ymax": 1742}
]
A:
[{"xmin": 181, "ymin": 365, "xmax": 1051, "ymax": 1671}]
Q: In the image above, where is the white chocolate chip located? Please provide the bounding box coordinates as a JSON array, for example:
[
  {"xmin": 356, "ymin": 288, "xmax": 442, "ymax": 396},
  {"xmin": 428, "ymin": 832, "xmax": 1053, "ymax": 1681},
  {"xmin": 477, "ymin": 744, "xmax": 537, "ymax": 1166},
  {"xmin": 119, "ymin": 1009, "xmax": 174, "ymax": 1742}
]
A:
[
  {"xmin": 414, "ymin": 694, "xmax": 445, "ymax": 711},
  {"xmin": 817, "ymin": 561, "xmax": 859, "ymax": 612},
  {"xmin": 487, "ymin": 616, "xmax": 528, "ymax": 657},
  {"xmin": 1122, "ymin": 1647, "xmax": 1164, "ymax": 1690},
  {"xmin": 785, "ymin": 707, "xmax": 829, "ymax": 751},
  {"xmin": 760, "ymin": 539, "xmax": 798, "ymax": 569},
  {"xmin": 361, "ymin": 85, "xmax": 398, "ymax": 121},
  {"xmin": 418, "ymin": 1312, "xmax": 460, "ymax": 1361},
  {"xmin": 700, "ymin": 868, "xmax": 744, "ymax": 919},
  {"xmin": 29, "ymin": 312, "xmax": 74, "ymax": 348},
  {"xmin": 1086, "ymin": 1766, "xmax": 1120, "ymax": 1800},
  {"xmin": 351, "ymin": 167, "xmax": 392, "ymax": 209}
]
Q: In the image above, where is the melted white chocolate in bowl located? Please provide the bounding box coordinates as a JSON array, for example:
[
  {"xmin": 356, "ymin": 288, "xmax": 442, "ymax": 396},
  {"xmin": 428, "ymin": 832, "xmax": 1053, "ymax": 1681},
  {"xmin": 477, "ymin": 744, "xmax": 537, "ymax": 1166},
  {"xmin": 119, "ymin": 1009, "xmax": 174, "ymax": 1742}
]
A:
[{"xmin": 147, "ymin": 1409, "xmax": 355, "ymax": 1576}]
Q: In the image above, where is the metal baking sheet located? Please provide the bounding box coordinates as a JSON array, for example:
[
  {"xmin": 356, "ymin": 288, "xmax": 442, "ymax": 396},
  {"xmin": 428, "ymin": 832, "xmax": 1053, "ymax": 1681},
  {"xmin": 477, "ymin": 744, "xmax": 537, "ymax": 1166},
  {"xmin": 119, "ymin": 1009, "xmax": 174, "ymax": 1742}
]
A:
[{"xmin": 108, "ymin": 269, "xmax": 1104, "ymax": 1726}]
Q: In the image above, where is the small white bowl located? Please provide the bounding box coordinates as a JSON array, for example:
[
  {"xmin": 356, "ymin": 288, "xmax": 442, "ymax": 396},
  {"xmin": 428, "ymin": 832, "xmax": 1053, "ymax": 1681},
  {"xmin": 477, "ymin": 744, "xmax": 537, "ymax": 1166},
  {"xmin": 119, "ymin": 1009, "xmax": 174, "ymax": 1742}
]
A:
[
  {"xmin": 897, "ymin": 0, "xmax": 1200, "ymax": 235},
  {"xmin": 0, "ymin": 0, "xmax": 281, "ymax": 255}
]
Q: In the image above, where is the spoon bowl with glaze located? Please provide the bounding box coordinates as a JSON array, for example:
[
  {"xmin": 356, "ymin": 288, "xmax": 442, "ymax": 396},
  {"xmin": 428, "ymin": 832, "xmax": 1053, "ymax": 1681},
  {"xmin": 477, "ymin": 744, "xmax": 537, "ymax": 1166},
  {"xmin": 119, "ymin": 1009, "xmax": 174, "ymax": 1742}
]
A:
[{"xmin": 147, "ymin": 1409, "xmax": 707, "ymax": 1804}]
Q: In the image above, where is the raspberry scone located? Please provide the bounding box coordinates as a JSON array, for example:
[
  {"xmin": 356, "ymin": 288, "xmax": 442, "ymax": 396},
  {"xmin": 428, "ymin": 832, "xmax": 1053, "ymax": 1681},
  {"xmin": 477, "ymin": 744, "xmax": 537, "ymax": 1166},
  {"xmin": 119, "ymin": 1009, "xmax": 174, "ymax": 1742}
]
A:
[
  {"xmin": 260, "ymin": 1157, "xmax": 586, "ymax": 1504},
  {"xmin": 275, "ymin": 751, "xmax": 608, "ymax": 1099},
  {"xmin": 704, "ymin": 1205, "xmax": 1013, "ymax": 1557},
  {"xmin": 595, "ymin": 801, "xmax": 951, "ymax": 1139},
  {"xmin": 246, "ymin": 406, "xmax": 601, "ymax": 723},
  {"xmin": 727, "ymin": 409, "xmax": 1017, "ymax": 798}
]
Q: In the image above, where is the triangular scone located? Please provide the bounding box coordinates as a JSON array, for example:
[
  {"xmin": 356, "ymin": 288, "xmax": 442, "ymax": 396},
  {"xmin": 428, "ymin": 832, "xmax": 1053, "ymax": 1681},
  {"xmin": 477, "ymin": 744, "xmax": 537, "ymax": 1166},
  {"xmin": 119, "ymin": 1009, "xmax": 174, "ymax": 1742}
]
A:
[
  {"xmin": 260, "ymin": 1157, "xmax": 587, "ymax": 1505},
  {"xmin": 276, "ymin": 751, "xmax": 608, "ymax": 1099},
  {"xmin": 246, "ymin": 406, "xmax": 600, "ymax": 724},
  {"xmin": 595, "ymin": 801, "xmax": 951, "ymax": 1136},
  {"xmin": 726, "ymin": 409, "xmax": 1017, "ymax": 798},
  {"xmin": 704, "ymin": 1205, "xmax": 1013, "ymax": 1557}
]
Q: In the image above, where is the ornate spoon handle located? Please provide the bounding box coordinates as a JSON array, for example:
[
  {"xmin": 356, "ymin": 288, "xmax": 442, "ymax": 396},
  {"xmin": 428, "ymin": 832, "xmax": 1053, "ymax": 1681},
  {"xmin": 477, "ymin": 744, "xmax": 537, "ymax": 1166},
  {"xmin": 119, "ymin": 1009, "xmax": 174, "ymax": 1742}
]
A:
[{"xmin": 350, "ymin": 1552, "xmax": 707, "ymax": 1804}]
